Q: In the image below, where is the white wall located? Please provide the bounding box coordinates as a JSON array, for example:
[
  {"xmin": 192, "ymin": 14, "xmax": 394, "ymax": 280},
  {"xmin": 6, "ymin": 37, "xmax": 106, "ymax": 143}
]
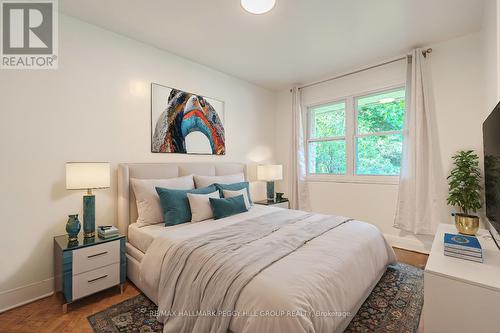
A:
[
  {"xmin": 275, "ymin": 32, "xmax": 487, "ymax": 253},
  {"xmin": 483, "ymin": 0, "xmax": 499, "ymax": 109},
  {"xmin": 0, "ymin": 15, "xmax": 276, "ymax": 311}
]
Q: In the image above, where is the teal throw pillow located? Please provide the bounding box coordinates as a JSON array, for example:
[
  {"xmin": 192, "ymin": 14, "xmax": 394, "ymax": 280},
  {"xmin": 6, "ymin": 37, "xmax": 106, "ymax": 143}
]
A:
[
  {"xmin": 209, "ymin": 195, "xmax": 248, "ymax": 220},
  {"xmin": 155, "ymin": 185, "xmax": 217, "ymax": 226}
]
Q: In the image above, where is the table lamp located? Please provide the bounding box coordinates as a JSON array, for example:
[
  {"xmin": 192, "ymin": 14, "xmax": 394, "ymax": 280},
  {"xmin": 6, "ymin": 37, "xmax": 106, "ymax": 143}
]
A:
[
  {"xmin": 257, "ymin": 164, "xmax": 283, "ymax": 202},
  {"xmin": 66, "ymin": 162, "xmax": 110, "ymax": 238}
]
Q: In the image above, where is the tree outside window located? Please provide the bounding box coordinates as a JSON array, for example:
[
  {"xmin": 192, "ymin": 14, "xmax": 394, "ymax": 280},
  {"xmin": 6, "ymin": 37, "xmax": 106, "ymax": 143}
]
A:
[{"xmin": 307, "ymin": 87, "xmax": 405, "ymax": 178}]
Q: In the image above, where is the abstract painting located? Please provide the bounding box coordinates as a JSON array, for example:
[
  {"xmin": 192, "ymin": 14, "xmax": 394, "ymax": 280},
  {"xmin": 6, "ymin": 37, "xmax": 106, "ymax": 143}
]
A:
[{"xmin": 151, "ymin": 83, "xmax": 225, "ymax": 155}]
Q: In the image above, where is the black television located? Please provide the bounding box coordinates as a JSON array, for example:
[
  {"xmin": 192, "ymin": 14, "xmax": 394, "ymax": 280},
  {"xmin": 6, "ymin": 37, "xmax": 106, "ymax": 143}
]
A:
[{"xmin": 483, "ymin": 102, "xmax": 500, "ymax": 248}]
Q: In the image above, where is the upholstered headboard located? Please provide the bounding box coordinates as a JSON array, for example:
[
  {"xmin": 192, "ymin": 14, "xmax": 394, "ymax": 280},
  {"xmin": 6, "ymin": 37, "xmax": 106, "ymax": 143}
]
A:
[{"xmin": 117, "ymin": 163, "xmax": 246, "ymax": 237}]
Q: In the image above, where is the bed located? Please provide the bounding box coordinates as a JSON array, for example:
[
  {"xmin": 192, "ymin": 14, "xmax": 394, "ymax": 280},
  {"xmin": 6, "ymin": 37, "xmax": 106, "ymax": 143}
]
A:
[{"xmin": 118, "ymin": 163, "xmax": 396, "ymax": 333}]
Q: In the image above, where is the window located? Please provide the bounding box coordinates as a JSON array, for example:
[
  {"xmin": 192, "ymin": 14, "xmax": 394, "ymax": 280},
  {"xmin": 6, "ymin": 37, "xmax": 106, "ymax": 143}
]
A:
[
  {"xmin": 307, "ymin": 87, "xmax": 405, "ymax": 180},
  {"xmin": 308, "ymin": 101, "xmax": 346, "ymax": 175},
  {"xmin": 355, "ymin": 89, "xmax": 405, "ymax": 175}
]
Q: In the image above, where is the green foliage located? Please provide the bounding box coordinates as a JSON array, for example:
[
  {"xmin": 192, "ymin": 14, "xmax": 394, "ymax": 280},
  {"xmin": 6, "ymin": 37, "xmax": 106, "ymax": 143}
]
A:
[
  {"xmin": 309, "ymin": 97, "xmax": 405, "ymax": 175},
  {"xmin": 356, "ymin": 100, "xmax": 404, "ymax": 175},
  {"xmin": 446, "ymin": 150, "xmax": 482, "ymax": 215},
  {"xmin": 358, "ymin": 100, "xmax": 405, "ymax": 134},
  {"xmin": 313, "ymin": 110, "xmax": 345, "ymax": 138},
  {"xmin": 309, "ymin": 140, "xmax": 346, "ymax": 174},
  {"xmin": 310, "ymin": 104, "xmax": 346, "ymax": 174},
  {"xmin": 357, "ymin": 134, "xmax": 403, "ymax": 175}
]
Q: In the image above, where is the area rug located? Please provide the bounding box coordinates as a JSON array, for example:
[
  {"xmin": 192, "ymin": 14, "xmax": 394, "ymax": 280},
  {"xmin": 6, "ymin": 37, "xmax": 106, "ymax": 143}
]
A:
[
  {"xmin": 88, "ymin": 263, "xmax": 423, "ymax": 333},
  {"xmin": 344, "ymin": 263, "xmax": 423, "ymax": 333}
]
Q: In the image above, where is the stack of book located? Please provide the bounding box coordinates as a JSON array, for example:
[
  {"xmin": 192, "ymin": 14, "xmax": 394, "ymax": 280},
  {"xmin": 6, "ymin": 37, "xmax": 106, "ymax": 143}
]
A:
[
  {"xmin": 98, "ymin": 226, "xmax": 119, "ymax": 239},
  {"xmin": 444, "ymin": 233, "xmax": 483, "ymax": 263}
]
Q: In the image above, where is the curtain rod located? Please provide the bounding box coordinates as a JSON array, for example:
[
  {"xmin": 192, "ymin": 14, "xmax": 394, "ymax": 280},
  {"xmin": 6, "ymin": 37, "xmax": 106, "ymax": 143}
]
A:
[{"xmin": 297, "ymin": 48, "xmax": 432, "ymax": 90}]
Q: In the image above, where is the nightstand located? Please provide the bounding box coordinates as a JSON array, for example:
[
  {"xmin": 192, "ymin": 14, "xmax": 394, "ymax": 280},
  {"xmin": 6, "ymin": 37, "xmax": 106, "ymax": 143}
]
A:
[
  {"xmin": 424, "ymin": 224, "xmax": 500, "ymax": 332},
  {"xmin": 254, "ymin": 198, "xmax": 290, "ymax": 209},
  {"xmin": 54, "ymin": 234, "xmax": 126, "ymax": 313}
]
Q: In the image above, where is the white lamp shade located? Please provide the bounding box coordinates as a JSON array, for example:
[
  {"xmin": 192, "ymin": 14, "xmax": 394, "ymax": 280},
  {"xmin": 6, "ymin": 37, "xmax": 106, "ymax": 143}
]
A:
[
  {"xmin": 257, "ymin": 165, "xmax": 283, "ymax": 181},
  {"xmin": 66, "ymin": 162, "xmax": 110, "ymax": 190}
]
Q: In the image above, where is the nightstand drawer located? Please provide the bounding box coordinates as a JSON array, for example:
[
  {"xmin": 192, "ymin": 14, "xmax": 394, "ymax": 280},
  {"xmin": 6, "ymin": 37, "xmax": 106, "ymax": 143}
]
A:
[
  {"xmin": 72, "ymin": 241, "xmax": 120, "ymax": 275},
  {"xmin": 72, "ymin": 263, "xmax": 120, "ymax": 300}
]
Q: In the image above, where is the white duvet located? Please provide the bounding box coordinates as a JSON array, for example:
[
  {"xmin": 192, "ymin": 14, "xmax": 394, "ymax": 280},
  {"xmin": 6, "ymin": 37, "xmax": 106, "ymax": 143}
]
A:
[{"xmin": 140, "ymin": 206, "xmax": 396, "ymax": 333}]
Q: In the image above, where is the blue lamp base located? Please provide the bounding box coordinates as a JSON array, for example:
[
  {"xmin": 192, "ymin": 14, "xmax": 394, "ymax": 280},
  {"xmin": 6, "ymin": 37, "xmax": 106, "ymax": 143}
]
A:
[
  {"xmin": 83, "ymin": 194, "xmax": 95, "ymax": 238},
  {"xmin": 266, "ymin": 181, "xmax": 275, "ymax": 202}
]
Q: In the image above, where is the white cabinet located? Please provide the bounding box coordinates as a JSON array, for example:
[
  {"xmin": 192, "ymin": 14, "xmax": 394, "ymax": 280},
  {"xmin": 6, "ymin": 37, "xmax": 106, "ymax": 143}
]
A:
[
  {"xmin": 54, "ymin": 234, "xmax": 126, "ymax": 312},
  {"xmin": 424, "ymin": 224, "xmax": 500, "ymax": 332}
]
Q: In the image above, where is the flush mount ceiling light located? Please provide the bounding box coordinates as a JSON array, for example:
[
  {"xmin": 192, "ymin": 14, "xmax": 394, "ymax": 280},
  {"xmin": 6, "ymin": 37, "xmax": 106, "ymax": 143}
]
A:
[{"xmin": 241, "ymin": 0, "xmax": 276, "ymax": 14}]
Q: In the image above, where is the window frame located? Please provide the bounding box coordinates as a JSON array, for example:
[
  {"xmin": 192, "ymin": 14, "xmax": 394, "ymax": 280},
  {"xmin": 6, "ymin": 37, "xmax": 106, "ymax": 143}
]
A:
[
  {"xmin": 307, "ymin": 99, "xmax": 348, "ymax": 176},
  {"xmin": 305, "ymin": 84, "xmax": 405, "ymax": 185}
]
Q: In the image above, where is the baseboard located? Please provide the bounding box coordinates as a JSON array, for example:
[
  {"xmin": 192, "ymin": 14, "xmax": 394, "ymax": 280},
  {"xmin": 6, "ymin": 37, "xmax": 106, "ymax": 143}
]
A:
[
  {"xmin": 0, "ymin": 278, "xmax": 54, "ymax": 313},
  {"xmin": 384, "ymin": 233, "xmax": 432, "ymax": 254}
]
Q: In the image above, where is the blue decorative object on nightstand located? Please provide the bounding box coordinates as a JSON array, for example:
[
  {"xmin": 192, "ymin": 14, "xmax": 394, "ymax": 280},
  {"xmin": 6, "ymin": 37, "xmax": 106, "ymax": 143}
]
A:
[
  {"xmin": 83, "ymin": 194, "xmax": 95, "ymax": 237},
  {"xmin": 65, "ymin": 162, "xmax": 110, "ymax": 239},
  {"xmin": 66, "ymin": 214, "xmax": 81, "ymax": 241},
  {"xmin": 257, "ymin": 165, "xmax": 283, "ymax": 201}
]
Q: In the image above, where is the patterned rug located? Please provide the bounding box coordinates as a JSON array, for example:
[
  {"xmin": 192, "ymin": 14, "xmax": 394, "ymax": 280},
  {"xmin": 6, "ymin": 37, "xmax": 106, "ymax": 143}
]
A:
[
  {"xmin": 88, "ymin": 263, "xmax": 423, "ymax": 333},
  {"xmin": 344, "ymin": 263, "xmax": 423, "ymax": 333}
]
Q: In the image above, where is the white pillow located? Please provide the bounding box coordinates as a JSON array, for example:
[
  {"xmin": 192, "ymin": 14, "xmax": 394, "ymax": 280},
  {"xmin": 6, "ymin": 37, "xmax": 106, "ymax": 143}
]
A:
[
  {"xmin": 194, "ymin": 173, "xmax": 245, "ymax": 188},
  {"xmin": 187, "ymin": 191, "xmax": 220, "ymax": 222},
  {"xmin": 131, "ymin": 175, "xmax": 194, "ymax": 227},
  {"xmin": 223, "ymin": 189, "xmax": 252, "ymax": 210}
]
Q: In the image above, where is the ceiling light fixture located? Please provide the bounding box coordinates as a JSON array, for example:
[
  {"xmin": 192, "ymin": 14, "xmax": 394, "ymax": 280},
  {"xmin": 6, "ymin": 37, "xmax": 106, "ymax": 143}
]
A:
[{"xmin": 241, "ymin": 0, "xmax": 276, "ymax": 14}]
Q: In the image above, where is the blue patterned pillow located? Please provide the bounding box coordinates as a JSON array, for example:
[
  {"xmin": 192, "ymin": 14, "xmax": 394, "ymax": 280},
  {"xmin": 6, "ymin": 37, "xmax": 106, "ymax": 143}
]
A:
[
  {"xmin": 155, "ymin": 185, "xmax": 217, "ymax": 226},
  {"xmin": 209, "ymin": 195, "xmax": 248, "ymax": 220}
]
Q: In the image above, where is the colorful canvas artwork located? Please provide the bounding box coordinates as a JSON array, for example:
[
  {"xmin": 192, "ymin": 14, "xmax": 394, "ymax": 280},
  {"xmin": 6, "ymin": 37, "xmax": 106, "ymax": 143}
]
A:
[{"xmin": 151, "ymin": 83, "xmax": 225, "ymax": 155}]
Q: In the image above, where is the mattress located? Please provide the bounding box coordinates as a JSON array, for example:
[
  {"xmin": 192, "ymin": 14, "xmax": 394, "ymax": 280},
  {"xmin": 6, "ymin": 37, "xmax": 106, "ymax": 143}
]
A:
[
  {"xmin": 128, "ymin": 223, "xmax": 167, "ymax": 253},
  {"xmin": 127, "ymin": 205, "xmax": 276, "ymax": 253}
]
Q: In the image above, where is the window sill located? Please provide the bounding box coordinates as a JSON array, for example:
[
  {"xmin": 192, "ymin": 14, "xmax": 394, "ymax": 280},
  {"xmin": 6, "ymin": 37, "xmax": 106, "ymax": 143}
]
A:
[{"xmin": 305, "ymin": 174, "xmax": 400, "ymax": 185}]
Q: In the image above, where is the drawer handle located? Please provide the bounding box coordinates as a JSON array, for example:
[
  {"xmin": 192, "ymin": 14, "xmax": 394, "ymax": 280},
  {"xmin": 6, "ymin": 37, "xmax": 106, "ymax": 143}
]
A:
[
  {"xmin": 87, "ymin": 251, "xmax": 108, "ymax": 259},
  {"xmin": 88, "ymin": 274, "xmax": 108, "ymax": 283}
]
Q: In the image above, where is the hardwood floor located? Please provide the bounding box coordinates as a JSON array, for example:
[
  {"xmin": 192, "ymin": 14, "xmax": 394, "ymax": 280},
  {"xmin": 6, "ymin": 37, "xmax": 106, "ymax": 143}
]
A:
[
  {"xmin": 393, "ymin": 247, "xmax": 428, "ymax": 269},
  {"xmin": 0, "ymin": 248, "xmax": 428, "ymax": 333},
  {"xmin": 0, "ymin": 283, "xmax": 140, "ymax": 333}
]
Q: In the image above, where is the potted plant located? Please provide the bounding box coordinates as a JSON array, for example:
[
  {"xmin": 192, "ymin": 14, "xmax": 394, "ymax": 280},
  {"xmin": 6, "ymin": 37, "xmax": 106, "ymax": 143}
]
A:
[{"xmin": 447, "ymin": 150, "xmax": 482, "ymax": 235}]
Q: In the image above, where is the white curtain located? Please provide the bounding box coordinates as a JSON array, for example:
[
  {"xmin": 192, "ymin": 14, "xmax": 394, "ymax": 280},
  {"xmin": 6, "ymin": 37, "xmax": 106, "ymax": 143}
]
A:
[
  {"xmin": 290, "ymin": 87, "xmax": 310, "ymax": 211},
  {"xmin": 394, "ymin": 48, "xmax": 445, "ymax": 235}
]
